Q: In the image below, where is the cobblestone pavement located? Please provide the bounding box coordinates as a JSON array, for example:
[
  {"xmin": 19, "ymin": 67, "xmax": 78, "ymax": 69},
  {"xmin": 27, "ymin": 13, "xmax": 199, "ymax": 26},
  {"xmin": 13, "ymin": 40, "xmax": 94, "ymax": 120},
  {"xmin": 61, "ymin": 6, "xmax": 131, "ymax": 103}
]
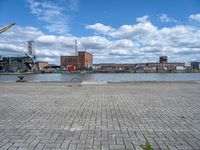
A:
[{"xmin": 0, "ymin": 81, "xmax": 200, "ymax": 150}]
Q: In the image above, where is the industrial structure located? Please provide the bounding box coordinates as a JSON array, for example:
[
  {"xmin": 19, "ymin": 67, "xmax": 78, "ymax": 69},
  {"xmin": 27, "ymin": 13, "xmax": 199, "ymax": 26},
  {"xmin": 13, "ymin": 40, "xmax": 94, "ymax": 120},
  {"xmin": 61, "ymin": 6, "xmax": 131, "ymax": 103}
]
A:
[
  {"xmin": 25, "ymin": 40, "xmax": 36, "ymax": 70},
  {"xmin": 159, "ymin": 56, "xmax": 168, "ymax": 64},
  {"xmin": 0, "ymin": 40, "xmax": 39, "ymax": 72},
  {"xmin": 60, "ymin": 40, "xmax": 93, "ymax": 71},
  {"xmin": 61, "ymin": 51, "xmax": 93, "ymax": 71},
  {"xmin": 0, "ymin": 23, "xmax": 40, "ymax": 72}
]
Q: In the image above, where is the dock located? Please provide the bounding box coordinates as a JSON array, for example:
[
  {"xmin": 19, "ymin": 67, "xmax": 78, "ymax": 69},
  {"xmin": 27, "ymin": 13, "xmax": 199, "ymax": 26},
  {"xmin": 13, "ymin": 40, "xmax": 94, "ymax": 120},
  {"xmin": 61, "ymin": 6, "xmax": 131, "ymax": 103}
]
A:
[{"xmin": 0, "ymin": 81, "xmax": 200, "ymax": 149}]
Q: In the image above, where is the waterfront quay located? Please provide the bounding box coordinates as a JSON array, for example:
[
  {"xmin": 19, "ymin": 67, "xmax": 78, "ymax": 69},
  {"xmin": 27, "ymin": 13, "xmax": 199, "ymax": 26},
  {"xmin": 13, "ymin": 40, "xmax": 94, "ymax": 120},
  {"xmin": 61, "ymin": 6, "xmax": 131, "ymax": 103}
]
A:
[{"xmin": 0, "ymin": 81, "xmax": 200, "ymax": 150}]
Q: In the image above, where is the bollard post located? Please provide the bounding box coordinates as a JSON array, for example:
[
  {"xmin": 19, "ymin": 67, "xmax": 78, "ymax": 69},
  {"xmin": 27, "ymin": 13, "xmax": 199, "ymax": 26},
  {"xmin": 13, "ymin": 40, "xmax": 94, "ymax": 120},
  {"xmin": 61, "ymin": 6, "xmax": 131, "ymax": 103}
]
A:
[{"xmin": 16, "ymin": 75, "xmax": 26, "ymax": 82}]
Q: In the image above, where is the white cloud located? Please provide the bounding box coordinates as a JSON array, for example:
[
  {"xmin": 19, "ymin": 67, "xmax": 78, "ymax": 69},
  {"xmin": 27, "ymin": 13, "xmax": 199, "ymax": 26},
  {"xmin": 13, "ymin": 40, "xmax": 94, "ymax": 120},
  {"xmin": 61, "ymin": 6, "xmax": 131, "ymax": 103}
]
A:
[
  {"xmin": 0, "ymin": 43, "xmax": 26, "ymax": 53},
  {"xmin": 86, "ymin": 23, "xmax": 115, "ymax": 35},
  {"xmin": 35, "ymin": 49, "xmax": 62, "ymax": 57},
  {"xmin": 110, "ymin": 39, "xmax": 138, "ymax": 49},
  {"xmin": 2, "ymin": 26, "xmax": 43, "ymax": 41},
  {"xmin": 27, "ymin": 0, "xmax": 80, "ymax": 34},
  {"xmin": 1, "ymin": 14, "xmax": 200, "ymax": 64},
  {"xmin": 87, "ymin": 21, "xmax": 157, "ymax": 39},
  {"xmin": 159, "ymin": 14, "xmax": 178, "ymax": 23},
  {"xmin": 113, "ymin": 22, "xmax": 157, "ymax": 39},
  {"xmin": 110, "ymin": 49, "xmax": 131, "ymax": 56},
  {"xmin": 80, "ymin": 36, "xmax": 111, "ymax": 49},
  {"xmin": 86, "ymin": 15, "xmax": 200, "ymax": 62},
  {"xmin": 189, "ymin": 14, "xmax": 200, "ymax": 22},
  {"xmin": 36, "ymin": 35, "xmax": 76, "ymax": 47},
  {"xmin": 42, "ymin": 57, "xmax": 56, "ymax": 63},
  {"xmin": 136, "ymin": 15, "xmax": 150, "ymax": 23},
  {"xmin": 0, "ymin": 26, "xmax": 70, "ymax": 64}
]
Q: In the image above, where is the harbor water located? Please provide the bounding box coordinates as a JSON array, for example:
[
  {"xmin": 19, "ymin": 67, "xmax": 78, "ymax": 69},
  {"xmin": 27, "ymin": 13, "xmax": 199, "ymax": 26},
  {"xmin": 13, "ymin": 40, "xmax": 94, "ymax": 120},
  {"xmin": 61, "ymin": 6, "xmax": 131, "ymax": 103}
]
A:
[{"xmin": 0, "ymin": 73, "xmax": 200, "ymax": 82}]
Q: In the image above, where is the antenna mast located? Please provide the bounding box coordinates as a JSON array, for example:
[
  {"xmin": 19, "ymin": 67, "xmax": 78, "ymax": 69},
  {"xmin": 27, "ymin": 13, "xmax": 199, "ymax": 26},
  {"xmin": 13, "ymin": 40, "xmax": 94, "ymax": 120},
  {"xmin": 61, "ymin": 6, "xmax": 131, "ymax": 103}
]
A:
[{"xmin": 75, "ymin": 40, "xmax": 78, "ymax": 56}]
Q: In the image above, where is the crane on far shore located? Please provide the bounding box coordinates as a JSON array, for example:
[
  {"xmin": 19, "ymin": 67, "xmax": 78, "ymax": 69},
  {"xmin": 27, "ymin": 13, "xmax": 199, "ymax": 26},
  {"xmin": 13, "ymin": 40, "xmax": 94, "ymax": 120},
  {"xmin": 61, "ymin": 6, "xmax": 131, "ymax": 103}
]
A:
[{"xmin": 0, "ymin": 23, "xmax": 16, "ymax": 34}]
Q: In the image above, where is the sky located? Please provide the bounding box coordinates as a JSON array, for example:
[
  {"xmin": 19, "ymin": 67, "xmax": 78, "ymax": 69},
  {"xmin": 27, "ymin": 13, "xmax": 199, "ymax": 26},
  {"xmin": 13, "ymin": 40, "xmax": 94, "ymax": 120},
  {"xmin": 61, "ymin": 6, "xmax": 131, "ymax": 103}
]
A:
[{"xmin": 0, "ymin": 0, "xmax": 200, "ymax": 64}]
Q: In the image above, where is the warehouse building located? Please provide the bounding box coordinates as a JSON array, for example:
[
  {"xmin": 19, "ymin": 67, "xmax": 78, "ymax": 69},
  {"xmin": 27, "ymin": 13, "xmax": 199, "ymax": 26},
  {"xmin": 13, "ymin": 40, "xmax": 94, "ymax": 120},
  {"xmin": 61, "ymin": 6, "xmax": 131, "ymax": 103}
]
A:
[
  {"xmin": 61, "ymin": 51, "xmax": 93, "ymax": 71},
  {"xmin": 191, "ymin": 62, "xmax": 200, "ymax": 70},
  {"xmin": 0, "ymin": 56, "xmax": 33, "ymax": 72}
]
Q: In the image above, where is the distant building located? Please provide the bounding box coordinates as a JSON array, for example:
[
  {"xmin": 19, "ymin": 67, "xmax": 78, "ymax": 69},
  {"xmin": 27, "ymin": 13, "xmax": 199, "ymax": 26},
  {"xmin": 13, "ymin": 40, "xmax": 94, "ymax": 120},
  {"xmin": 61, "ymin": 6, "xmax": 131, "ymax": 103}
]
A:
[
  {"xmin": 61, "ymin": 51, "xmax": 93, "ymax": 70},
  {"xmin": 159, "ymin": 56, "xmax": 168, "ymax": 64},
  {"xmin": 185, "ymin": 63, "xmax": 192, "ymax": 70},
  {"xmin": 191, "ymin": 62, "xmax": 200, "ymax": 70},
  {"xmin": 0, "ymin": 55, "xmax": 3, "ymax": 70},
  {"xmin": 176, "ymin": 66, "xmax": 185, "ymax": 71},
  {"xmin": 48, "ymin": 64, "xmax": 61, "ymax": 69},
  {"xmin": 94, "ymin": 61, "xmax": 185, "ymax": 73},
  {"xmin": 78, "ymin": 51, "xmax": 93, "ymax": 69},
  {"xmin": 94, "ymin": 63, "xmax": 135, "ymax": 72},
  {"xmin": 35, "ymin": 61, "xmax": 48, "ymax": 70},
  {"xmin": 0, "ymin": 56, "xmax": 33, "ymax": 71},
  {"xmin": 136, "ymin": 62, "xmax": 185, "ymax": 72}
]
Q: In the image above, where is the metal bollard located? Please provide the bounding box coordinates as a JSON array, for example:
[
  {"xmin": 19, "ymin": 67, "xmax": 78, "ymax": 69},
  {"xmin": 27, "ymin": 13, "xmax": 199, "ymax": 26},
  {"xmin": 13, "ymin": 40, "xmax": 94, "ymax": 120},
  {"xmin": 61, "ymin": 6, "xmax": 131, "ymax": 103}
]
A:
[{"xmin": 16, "ymin": 75, "xmax": 26, "ymax": 82}]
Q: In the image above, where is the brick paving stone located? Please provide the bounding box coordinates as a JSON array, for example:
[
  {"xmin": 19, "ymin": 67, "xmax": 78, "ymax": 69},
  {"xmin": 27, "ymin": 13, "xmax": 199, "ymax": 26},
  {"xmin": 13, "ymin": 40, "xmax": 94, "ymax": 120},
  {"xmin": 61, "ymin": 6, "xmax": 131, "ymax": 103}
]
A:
[{"xmin": 0, "ymin": 81, "xmax": 200, "ymax": 150}]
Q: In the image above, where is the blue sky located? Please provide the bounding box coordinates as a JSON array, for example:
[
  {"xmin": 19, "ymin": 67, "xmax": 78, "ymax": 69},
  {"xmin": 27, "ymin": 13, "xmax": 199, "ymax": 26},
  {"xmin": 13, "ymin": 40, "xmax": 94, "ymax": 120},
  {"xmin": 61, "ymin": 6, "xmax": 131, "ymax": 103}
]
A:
[{"xmin": 0, "ymin": 0, "xmax": 200, "ymax": 64}]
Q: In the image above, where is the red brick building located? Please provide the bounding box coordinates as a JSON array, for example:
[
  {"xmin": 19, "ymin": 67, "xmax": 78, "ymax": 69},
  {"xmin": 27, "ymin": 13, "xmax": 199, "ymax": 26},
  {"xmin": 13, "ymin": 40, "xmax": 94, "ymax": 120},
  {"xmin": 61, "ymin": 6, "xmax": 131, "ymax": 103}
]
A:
[{"xmin": 61, "ymin": 51, "xmax": 93, "ymax": 70}]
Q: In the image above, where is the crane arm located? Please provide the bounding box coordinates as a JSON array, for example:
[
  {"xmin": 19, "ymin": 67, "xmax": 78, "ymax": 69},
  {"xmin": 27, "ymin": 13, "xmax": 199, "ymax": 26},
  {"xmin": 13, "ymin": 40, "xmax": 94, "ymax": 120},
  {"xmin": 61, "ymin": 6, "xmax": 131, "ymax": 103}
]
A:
[{"xmin": 0, "ymin": 23, "xmax": 16, "ymax": 34}]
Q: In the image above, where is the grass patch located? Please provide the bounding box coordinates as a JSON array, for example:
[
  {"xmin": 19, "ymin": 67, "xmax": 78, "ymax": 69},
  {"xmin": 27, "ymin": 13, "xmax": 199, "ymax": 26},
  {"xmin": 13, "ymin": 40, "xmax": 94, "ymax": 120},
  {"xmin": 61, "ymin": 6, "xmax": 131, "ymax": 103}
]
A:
[{"xmin": 140, "ymin": 141, "xmax": 153, "ymax": 150}]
